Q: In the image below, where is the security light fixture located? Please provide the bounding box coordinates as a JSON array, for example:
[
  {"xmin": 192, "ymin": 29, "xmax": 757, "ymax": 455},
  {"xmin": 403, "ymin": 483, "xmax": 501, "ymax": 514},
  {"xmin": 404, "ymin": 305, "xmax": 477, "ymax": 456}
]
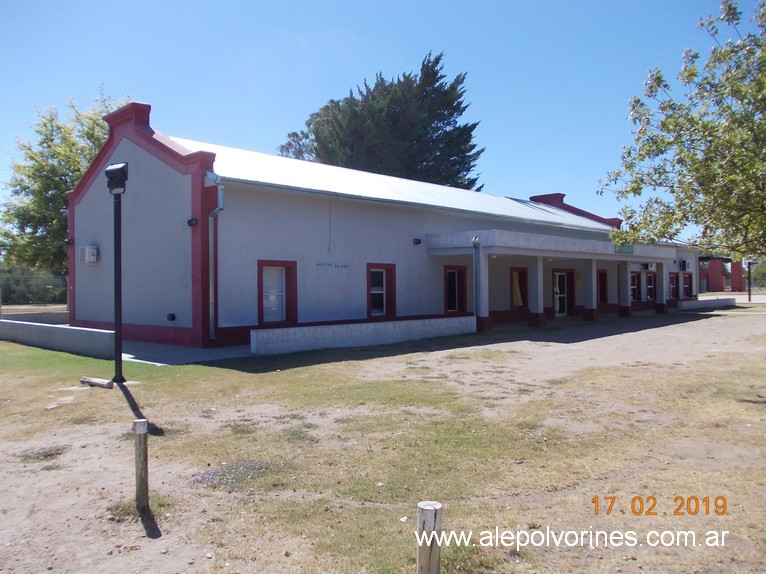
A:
[
  {"xmin": 105, "ymin": 162, "xmax": 128, "ymax": 194},
  {"xmin": 471, "ymin": 236, "xmax": 480, "ymax": 247}
]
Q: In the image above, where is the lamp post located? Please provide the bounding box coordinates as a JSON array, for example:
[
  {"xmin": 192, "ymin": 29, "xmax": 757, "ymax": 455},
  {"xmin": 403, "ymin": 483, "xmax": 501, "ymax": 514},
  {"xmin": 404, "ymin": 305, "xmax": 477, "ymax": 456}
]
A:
[
  {"xmin": 105, "ymin": 162, "xmax": 128, "ymax": 384},
  {"xmin": 747, "ymin": 259, "xmax": 760, "ymax": 303}
]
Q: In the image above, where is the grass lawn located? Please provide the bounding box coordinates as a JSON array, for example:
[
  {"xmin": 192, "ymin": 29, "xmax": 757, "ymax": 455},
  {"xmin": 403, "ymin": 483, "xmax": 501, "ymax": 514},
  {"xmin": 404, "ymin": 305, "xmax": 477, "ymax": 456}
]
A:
[{"xmin": 0, "ymin": 310, "xmax": 764, "ymax": 573}]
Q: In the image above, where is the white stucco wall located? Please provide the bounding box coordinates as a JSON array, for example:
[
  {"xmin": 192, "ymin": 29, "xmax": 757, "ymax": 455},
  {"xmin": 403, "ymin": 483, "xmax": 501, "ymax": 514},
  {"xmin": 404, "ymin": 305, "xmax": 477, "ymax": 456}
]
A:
[
  {"xmin": 74, "ymin": 138, "xmax": 193, "ymax": 327},
  {"xmin": 217, "ymin": 186, "xmax": 517, "ymax": 327},
  {"xmin": 213, "ymin": 183, "xmax": 699, "ymax": 329}
]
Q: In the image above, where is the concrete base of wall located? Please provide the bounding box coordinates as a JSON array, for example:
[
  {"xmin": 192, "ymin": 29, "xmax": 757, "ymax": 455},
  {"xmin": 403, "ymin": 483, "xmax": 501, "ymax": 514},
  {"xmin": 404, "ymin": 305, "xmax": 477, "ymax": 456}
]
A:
[
  {"xmin": 675, "ymin": 298, "xmax": 736, "ymax": 311},
  {"xmin": 251, "ymin": 316, "xmax": 476, "ymax": 355},
  {"xmin": 0, "ymin": 312, "xmax": 69, "ymax": 325},
  {"xmin": 0, "ymin": 320, "xmax": 114, "ymax": 359}
]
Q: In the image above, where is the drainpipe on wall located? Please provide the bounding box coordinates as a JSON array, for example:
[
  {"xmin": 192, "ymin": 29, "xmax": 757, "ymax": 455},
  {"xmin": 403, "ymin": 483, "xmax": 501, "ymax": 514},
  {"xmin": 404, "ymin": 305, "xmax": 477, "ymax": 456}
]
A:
[{"xmin": 205, "ymin": 171, "xmax": 224, "ymax": 341}]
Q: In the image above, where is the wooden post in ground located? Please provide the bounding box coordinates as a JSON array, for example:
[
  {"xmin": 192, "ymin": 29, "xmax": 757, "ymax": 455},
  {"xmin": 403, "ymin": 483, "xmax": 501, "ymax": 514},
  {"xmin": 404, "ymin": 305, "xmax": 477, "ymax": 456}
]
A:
[
  {"xmin": 80, "ymin": 376, "xmax": 114, "ymax": 389},
  {"xmin": 133, "ymin": 419, "xmax": 149, "ymax": 513},
  {"xmin": 417, "ymin": 500, "xmax": 442, "ymax": 574}
]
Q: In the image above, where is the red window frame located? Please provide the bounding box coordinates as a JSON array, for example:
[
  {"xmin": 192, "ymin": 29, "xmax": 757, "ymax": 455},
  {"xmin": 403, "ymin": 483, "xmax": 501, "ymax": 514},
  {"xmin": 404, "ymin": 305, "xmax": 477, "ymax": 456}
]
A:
[
  {"xmin": 510, "ymin": 267, "xmax": 528, "ymax": 309},
  {"xmin": 630, "ymin": 272, "xmax": 642, "ymax": 302},
  {"xmin": 257, "ymin": 260, "xmax": 298, "ymax": 325},
  {"xmin": 367, "ymin": 263, "xmax": 396, "ymax": 318},
  {"xmin": 669, "ymin": 272, "xmax": 680, "ymax": 300},
  {"xmin": 444, "ymin": 265, "xmax": 468, "ymax": 313},
  {"xmin": 597, "ymin": 270, "xmax": 608, "ymax": 305},
  {"xmin": 645, "ymin": 272, "xmax": 656, "ymax": 301},
  {"xmin": 683, "ymin": 272, "xmax": 693, "ymax": 299}
]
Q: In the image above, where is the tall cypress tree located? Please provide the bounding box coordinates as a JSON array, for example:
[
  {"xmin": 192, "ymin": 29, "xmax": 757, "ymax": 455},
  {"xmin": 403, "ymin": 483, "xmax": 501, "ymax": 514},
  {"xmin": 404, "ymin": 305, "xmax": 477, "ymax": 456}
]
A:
[{"xmin": 280, "ymin": 53, "xmax": 484, "ymax": 190}]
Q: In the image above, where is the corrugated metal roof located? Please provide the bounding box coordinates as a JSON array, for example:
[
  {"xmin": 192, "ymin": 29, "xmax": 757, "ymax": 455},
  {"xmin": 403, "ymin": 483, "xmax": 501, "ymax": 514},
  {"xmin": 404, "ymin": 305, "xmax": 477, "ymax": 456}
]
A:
[{"xmin": 168, "ymin": 135, "xmax": 612, "ymax": 232}]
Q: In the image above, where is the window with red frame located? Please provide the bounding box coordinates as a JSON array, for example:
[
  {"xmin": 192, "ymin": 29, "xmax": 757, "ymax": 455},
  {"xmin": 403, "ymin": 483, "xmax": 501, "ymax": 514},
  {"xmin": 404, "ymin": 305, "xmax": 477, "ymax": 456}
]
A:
[
  {"xmin": 445, "ymin": 266, "xmax": 467, "ymax": 313},
  {"xmin": 669, "ymin": 273, "xmax": 680, "ymax": 299},
  {"xmin": 630, "ymin": 272, "xmax": 641, "ymax": 302},
  {"xmin": 368, "ymin": 264, "xmax": 396, "ymax": 318},
  {"xmin": 258, "ymin": 260, "xmax": 297, "ymax": 324},
  {"xmin": 646, "ymin": 273, "xmax": 656, "ymax": 301}
]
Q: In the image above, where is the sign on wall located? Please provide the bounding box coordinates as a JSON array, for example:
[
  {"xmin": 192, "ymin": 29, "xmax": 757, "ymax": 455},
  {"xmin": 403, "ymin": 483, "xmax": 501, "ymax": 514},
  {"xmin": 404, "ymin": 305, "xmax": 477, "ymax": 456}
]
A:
[{"xmin": 614, "ymin": 244, "xmax": 634, "ymax": 255}]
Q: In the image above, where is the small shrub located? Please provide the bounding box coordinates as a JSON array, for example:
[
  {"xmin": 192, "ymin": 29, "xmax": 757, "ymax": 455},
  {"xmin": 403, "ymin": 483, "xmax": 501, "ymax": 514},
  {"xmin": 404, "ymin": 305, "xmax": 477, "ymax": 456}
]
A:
[{"xmin": 18, "ymin": 445, "xmax": 68, "ymax": 463}]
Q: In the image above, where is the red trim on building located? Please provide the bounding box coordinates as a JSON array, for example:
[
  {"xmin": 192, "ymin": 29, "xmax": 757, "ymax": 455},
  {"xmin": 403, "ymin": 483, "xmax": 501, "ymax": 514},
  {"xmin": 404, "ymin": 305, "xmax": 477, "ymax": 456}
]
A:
[
  {"xmin": 597, "ymin": 269, "xmax": 608, "ymax": 308},
  {"xmin": 731, "ymin": 259, "xmax": 744, "ymax": 291},
  {"xmin": 529, "ymin": 193, "xmax": 622, "ymax": 228},
  {"xmin": 475, "ymin": 316, "xmax": 492, "ymax": 332},
  {"xmin": 73, "ymin": 319, "xmax": 201, "ymax": 347},
  {"xmin": 66, "ymin": 103, "xmax": 217, "ymax": 348},
  {"xmin": 490, "ymin": 267, "xmax": 529, "ymax": 323},
  {"xmin": 509, "ymin": 267, "xmax": 529, "ymax": 321},
  {"xmin": 527, "ymin": 312, "xmax": 546, "ymax": 327},
  {"xmin": 196, "ymin": 177, "xmax": 220, "ymax": 347},
  {"xmin": 68, "ymin": 103, "xmax": 216, "ymax": 207},
  {"xmin": 67, "ymin": 202, "xmax": 76, "ymax": 324},
  {"xmin": 706, "ymin": 259, "xmax": 725, "ymax": 291}
]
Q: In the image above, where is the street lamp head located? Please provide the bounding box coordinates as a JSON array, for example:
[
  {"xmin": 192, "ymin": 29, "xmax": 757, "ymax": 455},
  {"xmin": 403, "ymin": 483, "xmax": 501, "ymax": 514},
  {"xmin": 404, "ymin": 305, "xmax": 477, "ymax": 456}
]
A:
[{"xmin": 105, "ymin": 162, "xmax": 128, "ymax": 194}]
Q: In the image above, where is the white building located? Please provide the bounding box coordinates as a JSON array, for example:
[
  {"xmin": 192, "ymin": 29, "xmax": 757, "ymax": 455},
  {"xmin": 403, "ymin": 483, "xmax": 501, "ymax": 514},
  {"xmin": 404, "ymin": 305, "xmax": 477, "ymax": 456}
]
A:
[{"xmin": 68, "ymin": 103, "xmax": 699, "ymax": 354}]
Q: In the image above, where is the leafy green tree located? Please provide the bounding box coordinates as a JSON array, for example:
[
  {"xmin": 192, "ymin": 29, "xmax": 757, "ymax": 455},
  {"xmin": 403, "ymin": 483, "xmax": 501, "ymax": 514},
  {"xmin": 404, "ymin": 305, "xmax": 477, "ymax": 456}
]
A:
[
  {"xmin": 280, "ymin": 52, "xmax": 484, "ymax": 190},
  {"xmin": 599, "ymin": 0, "xmax": 766, "ymax": 257},
  {"xmin": 0, "ymin": 263, "xmax": 65, "ymax": 304},
  {"xmin": 1, "ymin": 93, "xmax": 127, "ymax": 276},
  {"xmin": 749, "ymin": 258, "xmax": 766, "ymax": 288}
]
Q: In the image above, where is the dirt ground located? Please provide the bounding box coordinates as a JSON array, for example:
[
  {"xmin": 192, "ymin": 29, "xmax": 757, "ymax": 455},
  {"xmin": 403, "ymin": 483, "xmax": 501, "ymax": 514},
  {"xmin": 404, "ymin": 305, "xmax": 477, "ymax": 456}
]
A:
[{"xmin": 0, "ymin": 309, "xmax": 764, "ymax": 573}]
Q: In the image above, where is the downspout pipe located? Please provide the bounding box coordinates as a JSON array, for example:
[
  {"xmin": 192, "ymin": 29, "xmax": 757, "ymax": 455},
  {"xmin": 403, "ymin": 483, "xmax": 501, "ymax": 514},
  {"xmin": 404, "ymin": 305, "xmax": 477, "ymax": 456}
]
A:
[
  {"xmin": 205, "ymin": 171, "xmax": 224, "ymax": 341},
  {"xmin": 471, "ymin": 235, "xmax": 481, "ymax": 331}
]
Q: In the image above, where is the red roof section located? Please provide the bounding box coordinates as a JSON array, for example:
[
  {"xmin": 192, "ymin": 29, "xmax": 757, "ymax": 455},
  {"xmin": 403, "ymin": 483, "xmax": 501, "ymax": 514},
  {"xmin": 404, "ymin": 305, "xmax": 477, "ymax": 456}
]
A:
[{"xmin": 529, "ymin": 193, "xmax": 622, "ymax": 229}]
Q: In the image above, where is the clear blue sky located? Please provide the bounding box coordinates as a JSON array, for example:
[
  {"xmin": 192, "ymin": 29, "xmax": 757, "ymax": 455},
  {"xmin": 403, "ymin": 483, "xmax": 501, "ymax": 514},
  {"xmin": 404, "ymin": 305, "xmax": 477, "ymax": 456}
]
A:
[{"xmin": 0, "ymin": 0, "xmax": 760, "ymax": 222}]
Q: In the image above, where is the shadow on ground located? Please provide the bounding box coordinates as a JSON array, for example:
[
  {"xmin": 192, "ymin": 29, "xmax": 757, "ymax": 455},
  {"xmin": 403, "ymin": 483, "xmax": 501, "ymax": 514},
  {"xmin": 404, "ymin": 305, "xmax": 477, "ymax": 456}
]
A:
[
  {"xmin": 115, "ymin": 382, "xmax": 166, "ymax": 436},
  {"xmin": 139, "ymin": 508, "xmax": 162, "ymax": 539},
  {"xmin": 199, "ymin": 310, "xmax": 719, "ymax": 375}
]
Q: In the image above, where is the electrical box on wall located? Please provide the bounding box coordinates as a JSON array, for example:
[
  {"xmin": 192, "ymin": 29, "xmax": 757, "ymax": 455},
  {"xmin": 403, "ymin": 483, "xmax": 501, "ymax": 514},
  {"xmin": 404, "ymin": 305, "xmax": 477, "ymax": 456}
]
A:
[
  {"xmin": 681, "ymin": 260, "xmax": 692, "ymax": 272},
  {"xmin": 642, "ymin": 263, "xmax": 657, "ymax": 271},
  {"xmin": 79, "ymin": 245, "xmax": 99, "ymax": 265}
]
